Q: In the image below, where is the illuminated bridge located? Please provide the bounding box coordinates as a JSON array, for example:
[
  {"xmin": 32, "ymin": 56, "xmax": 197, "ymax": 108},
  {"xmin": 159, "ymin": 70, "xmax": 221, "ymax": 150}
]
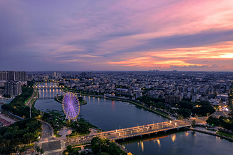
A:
[
  {"xmin": 66, "ymin": 119, "xmax": 193, "ymax": 145},
  {"xmin": 36, "ymin": 85, "xmax": 64, "ymax": 89},
  {"xmin": 37, "ymin": 97, "xmax": 57, "ymax": 100}
]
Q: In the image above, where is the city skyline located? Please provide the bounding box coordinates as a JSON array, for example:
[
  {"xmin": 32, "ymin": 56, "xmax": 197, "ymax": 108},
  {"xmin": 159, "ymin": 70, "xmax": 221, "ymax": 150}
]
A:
[{"xmin": 1, "ymin": 0, "xmax": 233, "ymax": 71}]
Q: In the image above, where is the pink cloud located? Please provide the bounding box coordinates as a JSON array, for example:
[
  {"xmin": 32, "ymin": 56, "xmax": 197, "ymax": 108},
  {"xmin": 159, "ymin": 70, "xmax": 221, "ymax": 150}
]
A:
[
  {"xmin": 108, "ymin": 41, "xmax": 233, "ymax": 71},
  {"xmin": 1, "ymin": 0, "xmax": 233, "ymax": 71}
]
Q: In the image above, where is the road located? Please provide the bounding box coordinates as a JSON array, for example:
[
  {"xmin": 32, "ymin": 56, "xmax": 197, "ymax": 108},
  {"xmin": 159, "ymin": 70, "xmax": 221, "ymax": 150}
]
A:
[
  {"xmin": 25, "ymin": 87, "xmax": 38, "ymax": 106},
  {"xmin": 37, "ymin": 121, "xmax": 65, "ymax": 155},
  {"xmin": 40, "ymin": 118, "xmax": 208, "ymax": 153},
  {"xmin": 41, "ymin": 122, "xmax": 53, "ymax": 140},
  {"xmin": 67, "ymin": 119, "xmax": 196, "ymax": 146}
]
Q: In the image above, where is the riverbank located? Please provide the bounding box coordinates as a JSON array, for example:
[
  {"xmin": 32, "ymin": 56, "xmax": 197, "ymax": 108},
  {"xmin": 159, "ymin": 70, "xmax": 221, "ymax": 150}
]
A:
[
  {"xmin": 114, "ymin": 141, "xmax": 132, "ymax": 155},
  {"xmin": 1, "ymin": 85, "xmax": 40, "ymax": 118},
  {"xmin": 190, "ymin": 127, "xmax": 233, "ymax": 141}
]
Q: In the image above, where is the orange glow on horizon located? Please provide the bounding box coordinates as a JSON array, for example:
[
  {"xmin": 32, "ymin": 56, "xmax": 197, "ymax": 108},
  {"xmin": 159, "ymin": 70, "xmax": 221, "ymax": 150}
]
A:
[{"xmin": 107, "ymin": 41, "xmax": 233, "ymax": 70}]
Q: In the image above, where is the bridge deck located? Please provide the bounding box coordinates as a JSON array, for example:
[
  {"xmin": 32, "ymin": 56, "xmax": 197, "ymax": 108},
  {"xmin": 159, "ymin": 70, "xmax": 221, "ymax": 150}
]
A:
[
  {"xmin": 37, "ymin": 88, "xmax": 60, "ymax": 89},
  {"xmin": 66, "ymin": 120, "xmax": 193, "ymax": 145},
  {"xmin": 37, "ymin": 97, "xmax": 56, "ymax": 99}
]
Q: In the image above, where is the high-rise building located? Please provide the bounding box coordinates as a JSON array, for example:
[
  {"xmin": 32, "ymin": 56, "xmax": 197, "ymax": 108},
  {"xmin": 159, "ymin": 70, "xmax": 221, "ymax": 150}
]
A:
[
  {"xmin": 8, "ymin": 71, "xmax": 15, "ymax": 81},
  {"xmin": 0, "ymin": 80, "xmax": 6, "ymax": 97},
  {"xmin": 57, "ymin": 73, "xmax": 62, "ymax": 78},
  {"xmin": 4, "ymin": 81, "xmax": 13, "ymax": 96},
  {"xmin": 0, "ymin": 71, "xmax": 2, "ymax": 80},
  {"xmin": 0, "ymin": 71, "xmax": 8, "ymax": 80},
  {"xmin": 53, "ymin": 72, "xmax": 57, "ymax": 77},
  {"xmin": 27, "ymin": 74, "xmax": 34, "ymax": 81},
  {"xmin": 53, "ymin": 72, "xmax": 62, "ymax": 79},
  {"xmin": 4, "ymin": 81, "xmax": 22, "ymax": 96},
  {"xmin": 0, "ymin": 71, "xmax": 25, "ymax": 97},
  {"xmin": 0, "ymin": 80, "xmax": 6, "ymax": 89},
  {"xmin": 192, "ymin": 94, "xmax": 197, "ymax": 102},
  {"xmin": 15, "ymin": 71, "xmax": 26, "ymax": 81},
  {"xmin": 0, "ymin": 71, "xmax": 26, "ymax": 81},
  {"xmin": 136, "ymin": 91, "xmax": 142, "ymax": 99},
  {"xmin": 81, "ymin": 72, "xmax": 92, "ymax": 79}
]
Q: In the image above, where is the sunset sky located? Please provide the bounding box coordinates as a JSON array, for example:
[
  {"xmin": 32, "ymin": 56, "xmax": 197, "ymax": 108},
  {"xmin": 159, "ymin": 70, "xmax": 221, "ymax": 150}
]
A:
[{"xmin": 0, "ymin": 0, "xmax": 233, "ymax": 71}]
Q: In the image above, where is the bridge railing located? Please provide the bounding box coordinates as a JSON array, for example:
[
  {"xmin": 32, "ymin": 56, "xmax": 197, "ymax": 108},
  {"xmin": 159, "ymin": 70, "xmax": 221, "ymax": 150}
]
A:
[
  {"xmin": 66, "ymin": 120, "xmax": 192, "ymax": 143},
  {"xmin": 37, "ymin": 97, "xmax": 56, "ymax": 99}
]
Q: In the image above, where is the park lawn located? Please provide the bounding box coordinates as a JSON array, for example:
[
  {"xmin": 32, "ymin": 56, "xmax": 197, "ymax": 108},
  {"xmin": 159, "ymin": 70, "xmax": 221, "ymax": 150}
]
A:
[{"xmin": 217, "ymin": 131, "xmax": 233, "ymax": 139}]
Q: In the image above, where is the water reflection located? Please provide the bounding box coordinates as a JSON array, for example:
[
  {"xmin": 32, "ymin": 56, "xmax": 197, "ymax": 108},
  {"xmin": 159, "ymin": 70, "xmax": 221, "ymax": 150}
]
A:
[
  {"xmin": 156, "ymin": 139, "xmax": 161, "ymax": 148},
  {"xmin": 111, "ymin": 100, "xmax": 115, "ymax": 111},
  {"xmin": 140, "ymin": 141, "xmax": 144, "ymax": 152},
  {"xmin": 171, "ymin": 134, "xmax": 176, "ymax": 142},
  {"xmin": 216, "ymin": 136, "xmax": 221, "ymax": 144},
  {"xmin": 119, "ymin": 131, "xmax": 233, "ymax": 155},
  {"xmin": 37, "ymin": 83, "xmax": 64, "ymax": 98}
]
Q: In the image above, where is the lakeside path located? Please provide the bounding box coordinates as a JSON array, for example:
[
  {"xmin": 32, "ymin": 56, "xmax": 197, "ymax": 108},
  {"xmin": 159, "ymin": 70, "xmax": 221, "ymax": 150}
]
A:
[
  {"xmin": 25, "ymin": 86, "xmax": 38, "ymax": 107},
  {"xmin": 190, "ymin": 127, "xmax": 233, "ymax": 141}
]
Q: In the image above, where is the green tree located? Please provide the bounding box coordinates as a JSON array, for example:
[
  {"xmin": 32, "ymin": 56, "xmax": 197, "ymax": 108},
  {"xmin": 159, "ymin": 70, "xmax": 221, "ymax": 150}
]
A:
[
  {"xmin": 66, "ymin": 145, "xmax": 72, "ymax": 152},
  {"xmin": 91, "ymin": 137, "xmax": 102, "ymax": 154},
  {"xmin": 177, "ymin": 109, "xmax": 191, "ymax": 118},
  {"xmin": 178, "ymin": 101, "xmax": 193, "ymax": 110},
  {"xmin": 19, "ymin": 146, "xmax": 26, "ymax": 154},
  {"xmin": 36, "ymin": 146, "xmax": 40, "ymax": 153},
  {"xmin": 100, "ymin": 152, "xmax": 110, "ymax": 155},
  {"xmin": 191, "ymin": 120, "xmax": 196, "ymax": 128},
  {"xmin": 107, "ymin": 143, "xmax": 126, "ymax": 155},
  {"xmin": 40, "ymin": 148, "xmax": 44, "ymax": 154},
  {"xmin": 192, "ymin": 105, "xmax": 215, "ymax": 116},
  {"xmin": 206, "ymin": 116, "xmax": 220, "ymax": 126},
  {"xmin": 0, "ymin": 118, "xmax": 42, "ymax": 154},
  {"xmin": 23, "ymin": 132, "xmax": 35, "ymax": 144},
  {"xmin": 78, "ymin": 97, "xmax": 83, "ymax": 102}
]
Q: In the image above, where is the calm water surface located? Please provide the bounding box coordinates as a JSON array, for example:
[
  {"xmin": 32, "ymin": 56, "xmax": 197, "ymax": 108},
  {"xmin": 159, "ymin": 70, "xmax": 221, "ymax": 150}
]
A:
[
  {"xmin": 34, "ymin": 83, "xmax": 233, "ymax": 155},
  {"xmin": 35, "ymin": 83, "xmax": 167, "ymax": 130},
  {"xmin": 119, "ymin": 130, "xmax": 233, "ymax": 155}
]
